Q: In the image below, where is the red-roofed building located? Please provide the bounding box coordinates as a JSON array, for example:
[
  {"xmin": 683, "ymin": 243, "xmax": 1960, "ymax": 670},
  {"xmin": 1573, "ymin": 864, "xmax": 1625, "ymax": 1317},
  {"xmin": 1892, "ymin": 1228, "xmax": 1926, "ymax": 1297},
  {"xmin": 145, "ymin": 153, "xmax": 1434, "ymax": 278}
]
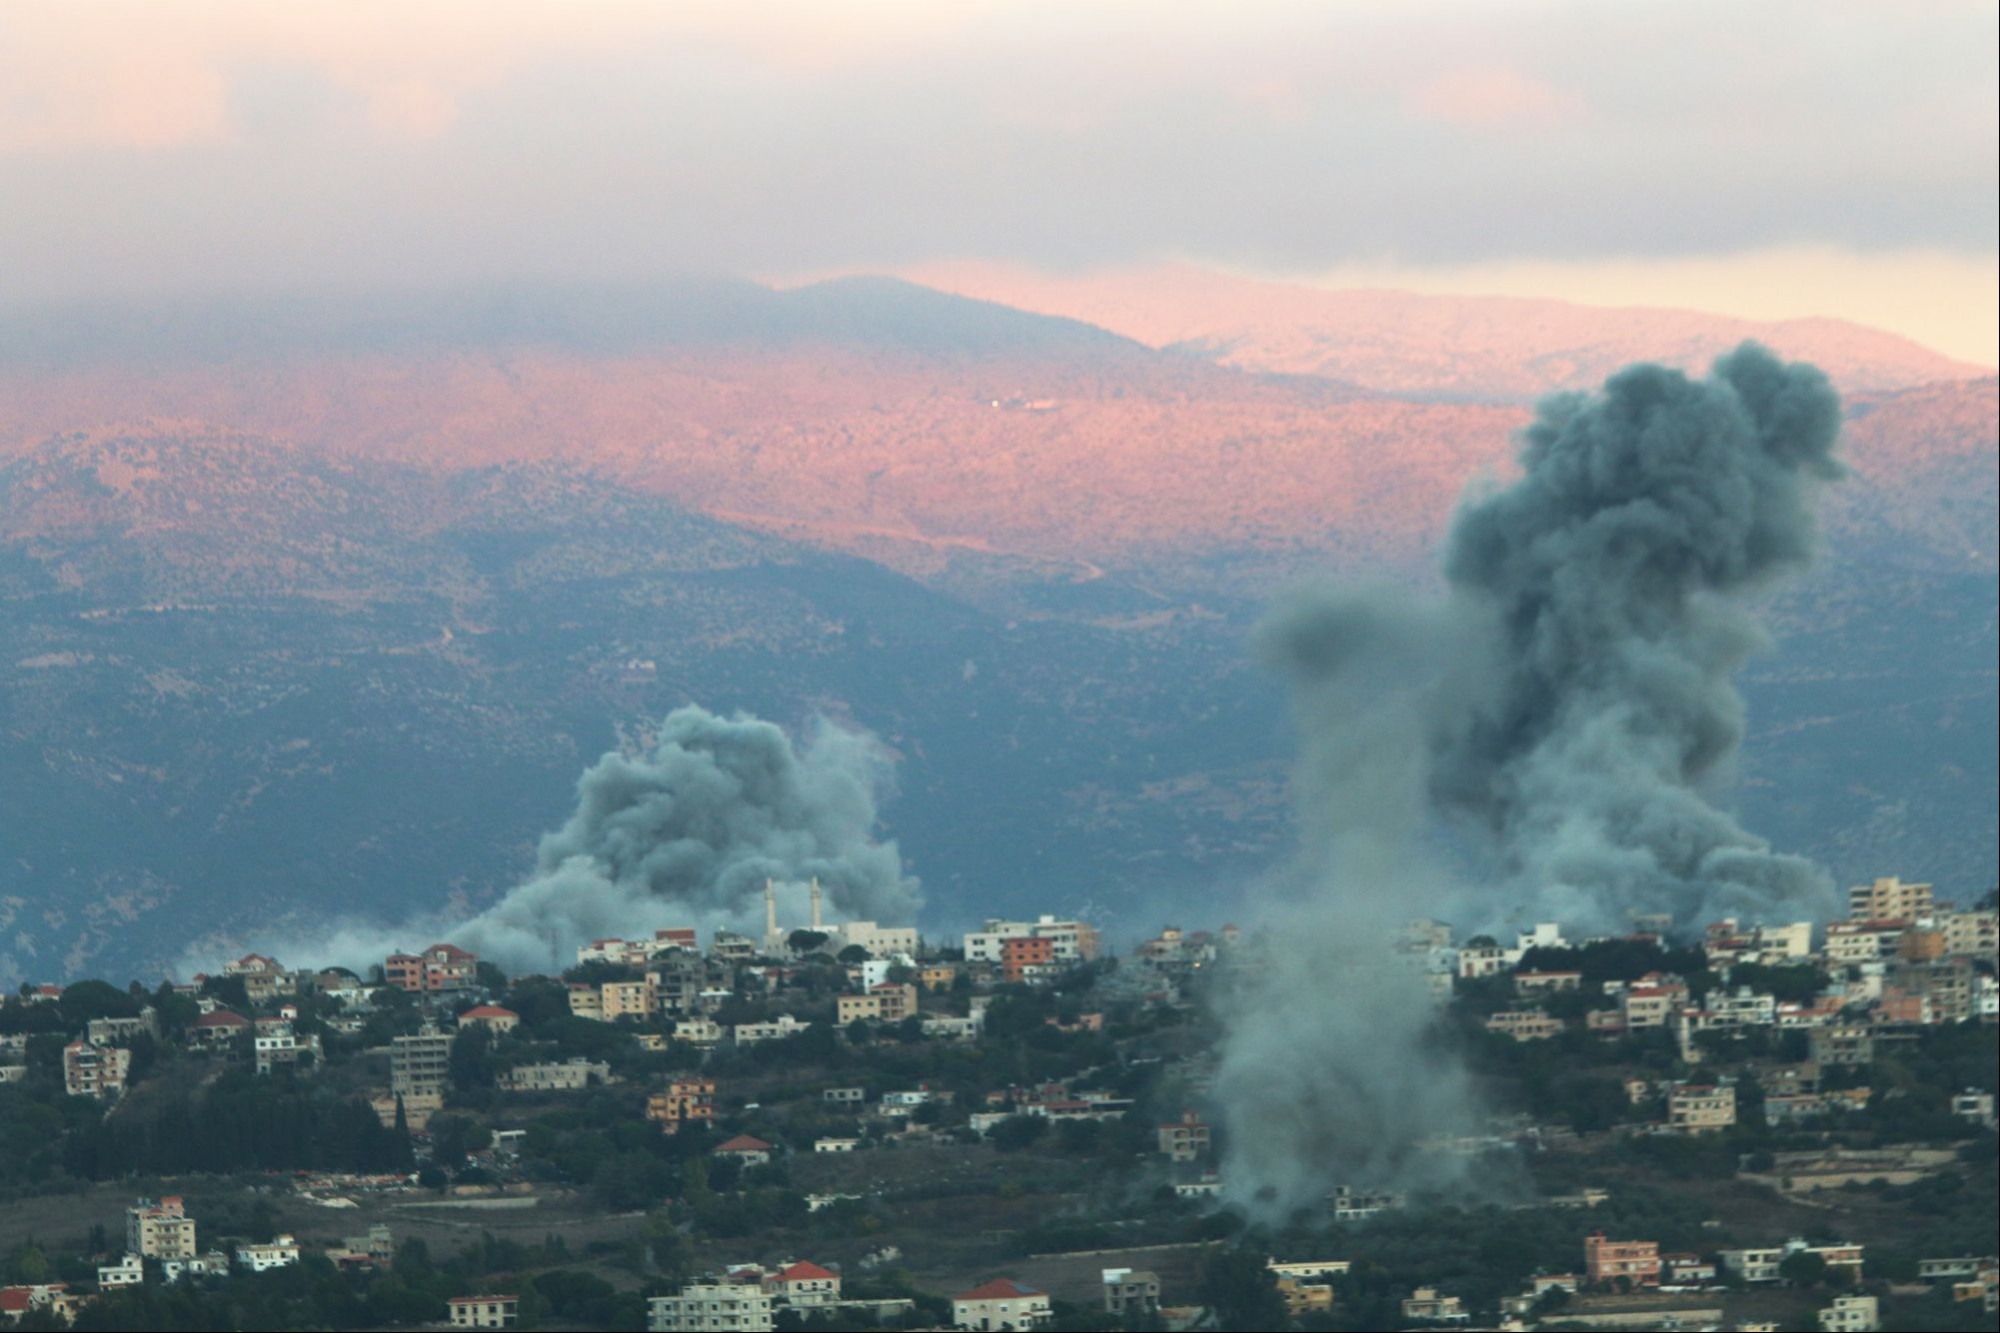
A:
[
  {"xmin": 385, "ymin": 943, "xmax": 479, "ymax": 993},
  {"xmin": 953, "ymin": 1278, "xmax": 1051, "ymax": 1330},
  {"xmin": 457, "ymin": 1005, "xmax": 519, "ymax": 1035},
  {"xmin": 189, "ymin": 1009, "xmax": 252, "ymax": 1051},
  {"xmin": 0, "ymin": 1283, "xmax": 74, "ymax": 1323},
  {"xmin": 713, "ymin": 1134, "xmax": 774, "ymax": 1166},
  {"xmin": 763, "ymin": 1260, "xmax": 841, "ymax": 1306}
]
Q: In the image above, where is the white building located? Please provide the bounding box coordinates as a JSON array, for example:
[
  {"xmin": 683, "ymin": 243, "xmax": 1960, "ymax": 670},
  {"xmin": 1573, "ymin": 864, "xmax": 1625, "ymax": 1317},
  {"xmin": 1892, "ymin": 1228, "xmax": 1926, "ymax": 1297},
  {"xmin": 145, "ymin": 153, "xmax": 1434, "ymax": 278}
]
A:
[
  {"xmin": 97, "ymin": 1254, "xmax": 144, "ymax": 1287},
  {"xmin": 234, "ymin": 1236, "xmax": 302, "ymax": 1272},
  {"xmin": 963, "ymin": 917, "xmax": 1098, "ymax": 965},
  {"xmin": 648, "ymin": 1282, "xmax": 774, "ymax": 1331},
  {"xmin": 1819, "ymin": 1293, "xmax": 1879, "ymax": 1333}
]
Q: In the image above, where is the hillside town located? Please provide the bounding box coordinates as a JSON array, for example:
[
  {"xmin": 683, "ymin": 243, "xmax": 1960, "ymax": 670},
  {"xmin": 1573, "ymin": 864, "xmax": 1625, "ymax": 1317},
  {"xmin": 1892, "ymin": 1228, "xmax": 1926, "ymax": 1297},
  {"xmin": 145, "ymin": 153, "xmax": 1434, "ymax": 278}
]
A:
[{"xmin": 0, "ymin": 875, "xmax": 1994, "ymax": 1332}]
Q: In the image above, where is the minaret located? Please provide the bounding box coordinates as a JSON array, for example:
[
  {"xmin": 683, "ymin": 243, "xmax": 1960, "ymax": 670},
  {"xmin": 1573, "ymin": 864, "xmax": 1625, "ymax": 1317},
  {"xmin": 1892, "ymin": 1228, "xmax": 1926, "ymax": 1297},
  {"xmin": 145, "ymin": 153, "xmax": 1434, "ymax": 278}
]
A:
[
  {"xmin": 764, "ymin": 878, "xmax": 779, "ymax": 943},
  {"xmin": 809, "ymin": 877, "xmax": 824, "ymax": 930}
]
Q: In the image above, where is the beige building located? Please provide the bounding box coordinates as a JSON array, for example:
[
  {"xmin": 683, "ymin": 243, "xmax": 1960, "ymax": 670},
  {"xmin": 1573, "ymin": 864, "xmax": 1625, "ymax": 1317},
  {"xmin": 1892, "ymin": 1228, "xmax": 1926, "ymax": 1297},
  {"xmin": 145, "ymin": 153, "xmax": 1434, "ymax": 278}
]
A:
[
  {"xmin": 837, "ymin": 983, "xmax": 919, "ymax": 1025},
  {"xmin": 601, "ymin": 980, "xmax": 658, "ymax": 1021},
  {"xmin": 1669, "ymin": 1084, "xmax": 1737, "ymax": 1133},
  {"xmin": 63, "ymin": 1041, "xmax": 132, "ymax": 1100},
  {"xmin": 648, "ymin": 1282, "xmax": 774, "ymax": 1331},
  {"xmin": 1485, "ymin": 1010, "xmax": 1565, "ymax": 1040},
  {"xmin": 128, "ymin": 1197, "xmax": 197, "ymax": 1259},
  {"xmin": 1943, "ymin": 910, "xmax": 1998, "ymax": 961},
  {"xmin": 390, "ymin": 1025, "xmax": 455, "ymax": 1099},
  {"xmin": 1157, "ymin": 1112, "xmax": 1211, "ymax": 1162},
  {"xmin": 497, "ymin": 1058, "xmax": 611, "ymax": 1092},
  {"xmin": 1102, "ymin": 1268, "xmax": 1160, "ymax": 1316},
  {"xmin": 1850, "ymin": 876, "xmax": 1933, "ymax": 922},
  {"xmin": 1819, "ymin": 1293, "xmax": 1879, "ymax": 1332}
]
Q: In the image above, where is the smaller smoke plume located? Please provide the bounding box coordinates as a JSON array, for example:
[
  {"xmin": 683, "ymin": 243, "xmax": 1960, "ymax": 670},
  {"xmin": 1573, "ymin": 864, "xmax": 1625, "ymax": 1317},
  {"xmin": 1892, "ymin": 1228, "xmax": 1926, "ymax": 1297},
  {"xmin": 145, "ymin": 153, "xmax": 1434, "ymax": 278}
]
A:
[
  {"xmin": 214, "ymin": 705, "xmax": 920, "ymax": 978},
  {"xmin": 451, "ymin": 706, "xmax": 920, "ymax": 972}
]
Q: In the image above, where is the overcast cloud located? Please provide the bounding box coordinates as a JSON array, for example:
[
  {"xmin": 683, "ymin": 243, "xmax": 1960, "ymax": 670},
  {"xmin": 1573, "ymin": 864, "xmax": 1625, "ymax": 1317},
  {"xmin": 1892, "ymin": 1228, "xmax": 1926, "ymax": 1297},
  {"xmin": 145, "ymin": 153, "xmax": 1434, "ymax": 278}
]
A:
[{"xmin": 1, "ymin": 1, "xmax": 1992, "ymax": 354}]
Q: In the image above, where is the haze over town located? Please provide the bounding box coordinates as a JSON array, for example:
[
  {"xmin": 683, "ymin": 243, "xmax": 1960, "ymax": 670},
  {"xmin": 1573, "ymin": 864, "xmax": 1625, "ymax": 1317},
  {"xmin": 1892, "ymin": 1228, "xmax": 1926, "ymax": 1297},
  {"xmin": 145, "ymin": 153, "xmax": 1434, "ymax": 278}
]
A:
[{"xmin": 0, "ymin": 5, "xmax": 1993, "ymax": 1333}]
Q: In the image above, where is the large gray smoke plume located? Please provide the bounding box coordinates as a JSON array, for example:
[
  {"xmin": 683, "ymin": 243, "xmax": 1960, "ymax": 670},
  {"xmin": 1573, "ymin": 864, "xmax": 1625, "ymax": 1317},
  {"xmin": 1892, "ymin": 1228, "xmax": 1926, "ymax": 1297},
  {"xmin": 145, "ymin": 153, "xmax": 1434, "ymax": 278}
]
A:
[
  {"xmin": 1217, "ymin": 345, "xmax": 1843, "ymax": 1211},
  {"xmin": 450, "ymin": 705, "xmax": 920, "ymax": 972}
]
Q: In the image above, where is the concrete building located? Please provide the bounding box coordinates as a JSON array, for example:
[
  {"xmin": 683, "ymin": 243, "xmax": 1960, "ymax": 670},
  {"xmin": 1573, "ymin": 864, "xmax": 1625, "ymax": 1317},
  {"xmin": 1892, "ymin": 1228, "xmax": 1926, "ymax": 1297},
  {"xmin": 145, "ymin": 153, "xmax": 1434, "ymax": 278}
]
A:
[
  {"xmin": 1850, "ymin": 876, "xmax": 1933, "ymax": 922},
  {"xmin": 1102, "ymin": 1268, "xmax": 1160, "ymax": 1316},
  {"xmin": 733, "ymin": 1014, "xmax": 810, "ymax": 1045},
  {"xmin": 963, "ymin": 917, "xmax": 1100, "ymax": 966},
  {"xmin": 646, "ymin": 1076, "xmax": 717, "ymax": 1133},
  {"xmin": 648, "ymin": 1282, "xmax": 774, "ymax": 1332},
  {"xmin": 1584, "ymin": 1234, "xmax": 1661, "ymax": 1289},
  {"xmin": 1157, "ymin": 1112, "xmax": 1211, "ymax": 1162},
  {"xmin": 234, "ymin": 1236, "xmax": 301, "ymax": 1272},
  {"xmin": 837, "ymin": 983, "xmax": 918, "ymax": 1025},
  {"xmin": 448, "ymin": 1294, "xmax": 521, "ymax": 1328},
  {"xmin": 97, "ymin": 1254, "xmax": 144, "ymax": 1287},
  {"xmin": 63, "ymin": 1041, "xmax": 131, "ymax": 1100},
  {"xmin": 1668, "ymin": 1084, "xmax": 1737, "ymax": 1134},
  {"xmin": 600, "ymin": 980, "xmax": 657, "ymax": 1021},
  {"xmin": 383, "ymin": 943, "xmax": 478, "ymax": 992},
  {"xmin": 1402, "ymin": 1287, "xmax": 1467, "ymax": 1321},
  {"xmin": 390, "ymin": 1025, "xmax": 455, "ymax": 1099},
  {"xmin": 1819, "ymin": 1293, "xmax": 1880, "ymax": 1332},
  {"xmin": 497, "ymin": 1058, "xmax": 611, "ymax": 1092},
  {"xmin": 128, "ymin": 1197, "xmax": 197, "ymax": 1260},
  {"xmin": 951, "ymin": 1278, "xmax": 1051, "ymax": 1331},
  {"xmin": 1485, "ymin": 1010, "xmax": 1565, "ymax": 1040}
]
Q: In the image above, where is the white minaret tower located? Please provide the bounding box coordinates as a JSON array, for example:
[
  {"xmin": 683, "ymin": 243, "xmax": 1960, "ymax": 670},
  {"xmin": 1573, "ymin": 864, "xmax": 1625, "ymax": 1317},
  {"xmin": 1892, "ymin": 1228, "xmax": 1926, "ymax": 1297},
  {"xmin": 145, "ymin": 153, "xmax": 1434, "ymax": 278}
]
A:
[
  {"xmin": 764, "ymin": 878, "xmax": 780, "ymax": 952},
  {"xmin": 809, "ymin": 877, "xmax": 824, "ymax": 930}
]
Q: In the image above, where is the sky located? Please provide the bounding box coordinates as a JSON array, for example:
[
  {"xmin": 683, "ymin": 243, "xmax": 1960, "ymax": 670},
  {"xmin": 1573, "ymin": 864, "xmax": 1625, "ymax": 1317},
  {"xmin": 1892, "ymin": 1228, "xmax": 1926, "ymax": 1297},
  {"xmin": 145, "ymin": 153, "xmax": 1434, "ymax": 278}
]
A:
[{"xmin": 2, "ymin": 1, "xmax": 1994, "ymax": 362}]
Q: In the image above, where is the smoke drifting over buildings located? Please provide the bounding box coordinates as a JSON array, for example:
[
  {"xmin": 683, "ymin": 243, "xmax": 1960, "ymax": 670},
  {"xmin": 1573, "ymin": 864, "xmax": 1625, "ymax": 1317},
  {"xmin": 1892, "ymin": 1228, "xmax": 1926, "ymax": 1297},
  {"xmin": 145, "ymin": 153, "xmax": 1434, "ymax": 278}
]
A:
[
  {"xmin": 449, "ymin": 705, "xmax": 920, "ymax": 973},
  {"xmin": 1218, "ymin": 344, "xmax": 1844, "ymax": 1210}
]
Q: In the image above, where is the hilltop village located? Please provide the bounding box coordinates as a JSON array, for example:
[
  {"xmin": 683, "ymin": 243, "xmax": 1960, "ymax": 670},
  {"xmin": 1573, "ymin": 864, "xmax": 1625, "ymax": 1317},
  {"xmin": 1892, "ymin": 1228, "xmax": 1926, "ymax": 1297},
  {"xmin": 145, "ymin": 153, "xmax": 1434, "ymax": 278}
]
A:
[{"xmin": 0, "ymin": 876, "xmax": 1994, "ymax": 1332}]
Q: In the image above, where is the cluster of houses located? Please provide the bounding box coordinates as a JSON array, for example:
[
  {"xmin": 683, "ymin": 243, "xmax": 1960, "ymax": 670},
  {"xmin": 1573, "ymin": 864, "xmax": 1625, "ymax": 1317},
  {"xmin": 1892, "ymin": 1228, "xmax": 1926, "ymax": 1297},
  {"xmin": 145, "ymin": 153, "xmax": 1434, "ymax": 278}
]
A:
[
  {"xmin": 0, "ymin": 1197, "xmax": 400, "ymax": 1323},
  {"xmin": 3, "ymin": 873, "xmax": 1995, "ymax": 1331}
]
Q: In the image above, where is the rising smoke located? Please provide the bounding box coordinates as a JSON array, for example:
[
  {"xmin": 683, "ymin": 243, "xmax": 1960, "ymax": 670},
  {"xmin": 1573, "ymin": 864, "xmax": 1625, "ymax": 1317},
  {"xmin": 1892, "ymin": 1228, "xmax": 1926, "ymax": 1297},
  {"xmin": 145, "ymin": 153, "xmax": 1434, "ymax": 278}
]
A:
[
  {"xmin": 228, "ymin": 705, "xmax": 920, "ymax": 978},
  {"xmin": 449, "ymin": 706, "xmax": 921, "ymax": 972},
  {"xmin": 1216, "ymin": 344, "xmax": 1844, "ymax": 1211}
]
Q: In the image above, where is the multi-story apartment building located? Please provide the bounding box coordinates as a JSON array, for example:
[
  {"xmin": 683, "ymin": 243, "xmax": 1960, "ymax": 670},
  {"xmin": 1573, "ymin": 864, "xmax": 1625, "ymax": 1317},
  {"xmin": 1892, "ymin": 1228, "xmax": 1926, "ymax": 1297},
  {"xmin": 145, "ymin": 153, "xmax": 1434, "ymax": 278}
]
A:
[
  {"xmin": 1156, "ymin": 1112, "xmax": 1211, "ymax": 1162},
  {"xmin": 600, "ymin": 980, "xmax": 657, "ymax": 1021},
  {"xmin": 1584, "ymin": 1234, "xmax": 1661, "ymax": 1288},
  {"xmin": 1849, "ymin": 876, "xmax": 1933, "ymax": 922},
  {"xmin": 836, "ymin": 983, "xmax": 918, "ymax": 1025},
  {"xmin": 645, "ymin": 1076, "xmax": 717, "ymax": 1133},
  {"xmin": 128, "ymin": 1197, "xmax": 197, "ymax": 1259},
  {"xmin": 647, "ymin": 1282, "xmax": 774, "ymax": 1332},
  {"xmin": 383, "ymin": 943, "xmax": 478, "ymax": 993},
  {"xmin": 390, "ymin": 1025, "xmax": 455, "ymax": 1099},
  {"xmin": 1669, "ymin": 1084, "xmax": 1737, "ymax": 1133},
  {"xmin": 963, "ymin": 916, "xmax": 1100, "ymax": 966},
  {"xmin": 63, "ymin": 1041, "xmax": 132, "ymax": 1101}
]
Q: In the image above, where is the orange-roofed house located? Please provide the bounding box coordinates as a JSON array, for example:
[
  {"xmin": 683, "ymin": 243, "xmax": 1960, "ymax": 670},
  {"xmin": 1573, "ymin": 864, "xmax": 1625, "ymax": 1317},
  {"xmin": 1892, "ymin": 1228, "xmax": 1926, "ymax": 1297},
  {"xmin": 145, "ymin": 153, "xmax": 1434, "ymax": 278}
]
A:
[
  {"xmin": 763, "ymin": 1260, "xmax": 841, "ymax": 1306},
  {"xmin": 953, "ymin": 1278, "xmax": 1051, "ymax": 1331},
  {"xmin": 189, "ymin": 1008, "xmax": 252, "ymax": 1051},
  {"xmin": 458, "ymin": 1005, "xmax": 520, "ymax": 1035},
  {"xmin": 713, "ymin": 1134, "xmax": 774, "ymax": 1166}
]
